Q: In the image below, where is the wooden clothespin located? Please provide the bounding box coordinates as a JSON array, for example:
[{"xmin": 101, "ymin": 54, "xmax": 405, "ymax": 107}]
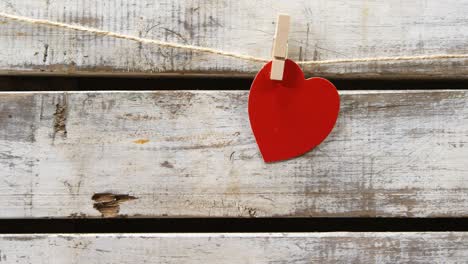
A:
[{"xmin": 270, "ymin": 14, "xmax": 291, "ymax": 81}]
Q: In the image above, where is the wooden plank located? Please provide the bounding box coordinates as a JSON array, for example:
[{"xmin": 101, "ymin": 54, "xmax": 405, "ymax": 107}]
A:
[
  {"xmin": 1, "ymin": 90, "xmax": 468, "ymax": 218},
  {"xmin": 0, "ymin": 0, "xmax": 467, "ymax": 78},
  {"xmin": 0, "ymin": 233, "xmax": 467, "ymax": 263}
]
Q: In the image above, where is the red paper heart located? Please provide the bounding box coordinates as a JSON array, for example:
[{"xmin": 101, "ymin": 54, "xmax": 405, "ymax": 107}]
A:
[{"xmin": 248, "ymin": 59, "xmax": 340, "ymax": 162}]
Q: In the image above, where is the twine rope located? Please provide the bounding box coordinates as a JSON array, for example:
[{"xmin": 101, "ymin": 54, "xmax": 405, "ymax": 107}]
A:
[{"xmin": 1, "ymin": 12, "xmax": 468, "ymax": 65}]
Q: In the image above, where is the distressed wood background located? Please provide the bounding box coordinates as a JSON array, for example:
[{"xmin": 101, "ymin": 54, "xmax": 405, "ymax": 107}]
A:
[
  {"xmin": 0, "ymin": 233, "xmax": 467, "ymax": 263},
  {"xmin": 1, "ymin": 1, "xmax": 468, "ymax": 262},
  {"xmin": 1, "ymin": 90, "xmax": 467, "ymax": 218},
  {"xmin": 0, "ymin": 0, "xmax": 467, "ymax": 78}
]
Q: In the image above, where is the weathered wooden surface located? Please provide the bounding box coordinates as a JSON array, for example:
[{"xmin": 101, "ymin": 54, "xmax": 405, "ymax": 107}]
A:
[
  {"xmin": 1, "ymin": 90, "xmax": 468, "ymax": 218},
  {"xmin": 0, "ymin": 0, "xmax": 467, "ymax": 78},
  {"xmin": 0, "ymin": 233, "xmax": 467, "ymax": 263}
]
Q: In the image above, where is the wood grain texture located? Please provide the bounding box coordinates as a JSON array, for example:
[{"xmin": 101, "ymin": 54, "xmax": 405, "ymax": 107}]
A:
[
  {"xmin": 0, "ymin": 233, "xmax": 467, "ymax": 263},
  {"xmin": 0, "ymin": 0, "xmax": 467, "ymax": 78},
  {"xmin": 1, "ymin": 90, "xmax": 468, "ymax": 218}
]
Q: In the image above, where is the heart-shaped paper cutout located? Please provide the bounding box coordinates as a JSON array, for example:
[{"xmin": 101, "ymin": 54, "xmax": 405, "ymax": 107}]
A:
[{"xmin": 248, "ymin": 59, "xmax": 340, "ymax": 162}]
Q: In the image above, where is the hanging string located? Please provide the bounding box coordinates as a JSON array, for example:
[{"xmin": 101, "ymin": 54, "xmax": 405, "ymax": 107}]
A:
[{"xmin": 1, "ymin": 12, "xmax": 468, "ymax": 65}]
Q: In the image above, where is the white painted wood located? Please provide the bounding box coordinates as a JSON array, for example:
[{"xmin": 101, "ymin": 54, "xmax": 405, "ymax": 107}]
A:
[
  {"xmin": 0, "ymin": 233, "xmax": 467, "ymax": 263},
  {"xmin": 0, "ymin": 0, "xmax": 467, "ymax": 77},
  {"xmin": 1, "ymin": 90, "xmax": 468, "ymax": 218}
]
